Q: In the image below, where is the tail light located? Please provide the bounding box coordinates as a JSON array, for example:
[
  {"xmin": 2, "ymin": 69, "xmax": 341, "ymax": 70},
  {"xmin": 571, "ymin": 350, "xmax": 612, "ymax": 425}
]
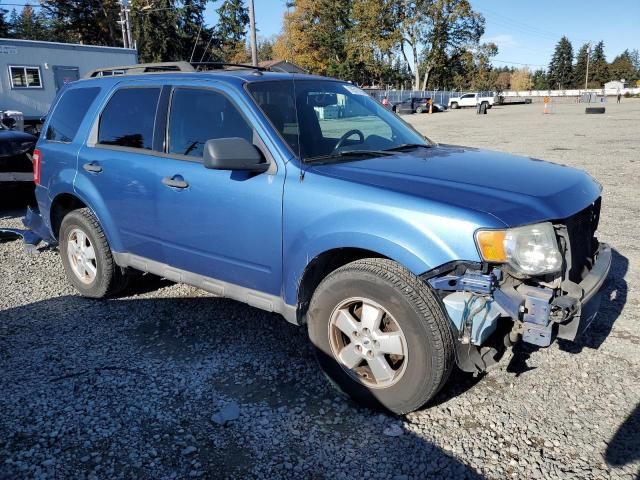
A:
[{"xmin": 33, "ymin": 148, "xmax": 41, "ymax": 185}]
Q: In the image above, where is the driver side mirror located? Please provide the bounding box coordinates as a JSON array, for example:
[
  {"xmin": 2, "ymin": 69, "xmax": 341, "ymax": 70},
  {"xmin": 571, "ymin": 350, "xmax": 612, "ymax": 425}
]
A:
[{"xmin": 203, "ymin": 137, "xmax": 269, "ymax": 173}]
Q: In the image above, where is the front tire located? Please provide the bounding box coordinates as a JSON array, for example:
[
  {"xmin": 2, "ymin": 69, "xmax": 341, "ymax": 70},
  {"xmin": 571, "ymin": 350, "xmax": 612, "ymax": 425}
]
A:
[
  {"xmin": 450, "ymin": 102, "xmax": 458, "ymax": 109},
  {"xmin": 307, "ymin": 259, "xmax": 454, "ymax": 414},
  {"xmin": 59, "ymin": 208, "xmax": 129, "ymax": 298}
]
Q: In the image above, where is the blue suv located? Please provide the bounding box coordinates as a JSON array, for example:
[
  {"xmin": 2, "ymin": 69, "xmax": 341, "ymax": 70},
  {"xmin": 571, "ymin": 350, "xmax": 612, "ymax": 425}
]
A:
[{"xmin": 30, "ymin": 64, "xmax": 610, "ymax": 413}]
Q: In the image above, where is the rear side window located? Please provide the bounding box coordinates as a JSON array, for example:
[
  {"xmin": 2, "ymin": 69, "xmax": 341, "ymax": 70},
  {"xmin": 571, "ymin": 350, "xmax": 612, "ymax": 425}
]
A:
[
  {"xmin": 46, "ymin": 87, "xmax": 100, "ymax": 143},
  {"xmin": 167, "ymin": 88, "xmax": 253, "ymax": 158},
  {"xmin": 98, "ymin": 88, "xmax": 160, "ymax": 150}
]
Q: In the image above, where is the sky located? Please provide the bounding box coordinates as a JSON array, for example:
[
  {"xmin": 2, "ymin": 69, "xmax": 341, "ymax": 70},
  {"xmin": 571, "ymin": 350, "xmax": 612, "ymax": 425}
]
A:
[{"xmin": 205, "ymin": 0, "xmax": 640, "ymax": 69}]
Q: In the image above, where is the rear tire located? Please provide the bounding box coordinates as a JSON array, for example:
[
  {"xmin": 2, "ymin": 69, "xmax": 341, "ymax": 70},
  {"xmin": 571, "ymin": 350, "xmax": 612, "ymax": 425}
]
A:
[
  {"xmin": 307, "ymin": 258, "xmax": 454, "ymax": 414},
  {"xmin": 59, "ymin": 208, "xmax": 129, "ymax": 298}
]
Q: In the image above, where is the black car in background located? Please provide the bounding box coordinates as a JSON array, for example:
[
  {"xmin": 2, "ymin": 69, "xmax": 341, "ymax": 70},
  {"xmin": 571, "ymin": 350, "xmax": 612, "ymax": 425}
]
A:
[
  {"xmin": 0, "ymin": 121, "xmax": 37, "ymax": 200},
  {"xmin": 392, "ymin": 97, "xmax": 447, "ymax": 114}
]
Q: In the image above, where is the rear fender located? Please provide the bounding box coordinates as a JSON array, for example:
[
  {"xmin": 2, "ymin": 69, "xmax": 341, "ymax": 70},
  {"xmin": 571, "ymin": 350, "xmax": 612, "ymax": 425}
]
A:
[{"xmin": 46, "ymin": 176, "xmax": 124, "ymax": 252}]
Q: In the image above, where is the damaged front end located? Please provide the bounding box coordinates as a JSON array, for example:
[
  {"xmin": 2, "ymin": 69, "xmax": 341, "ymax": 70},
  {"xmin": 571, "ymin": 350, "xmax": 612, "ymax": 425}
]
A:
[
  {"xmin": 0, "ymin": 207, "xmax": 57, "ymax": 253},
  {"xmin": 424, "ymin": 199, "xmax": 611, "ymax": 374}
]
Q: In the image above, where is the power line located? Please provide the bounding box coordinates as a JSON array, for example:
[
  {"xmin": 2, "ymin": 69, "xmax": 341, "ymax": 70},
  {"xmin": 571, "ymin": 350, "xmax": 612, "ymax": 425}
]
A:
[
  {"xmin": 492, "ymin": 59, "xmax": 547, "ymax": 68},
  {"xmin": 480, "ymin": 7, "xmax": 591, "ymax": 44}
]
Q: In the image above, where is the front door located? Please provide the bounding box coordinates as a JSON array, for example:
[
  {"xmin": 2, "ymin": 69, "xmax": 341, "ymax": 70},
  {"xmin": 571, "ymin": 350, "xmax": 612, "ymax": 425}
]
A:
[
  {"xmin": 153, "ymin": 86, "xmax": 285, "ymax": 296},
  {"xmin": 52, "ymin": 66, "xmax": 80, "ymax": 91}
]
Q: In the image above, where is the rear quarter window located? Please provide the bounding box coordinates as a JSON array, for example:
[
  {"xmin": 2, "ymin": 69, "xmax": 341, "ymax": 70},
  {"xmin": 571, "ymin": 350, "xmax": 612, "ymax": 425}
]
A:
[
  {"xmin": 46, "ymin": 87, "xmax": 100, "ymax": 143},
  {"xmin": 98, "ymin": 87, "xmax": 161, "ymax": 150}
]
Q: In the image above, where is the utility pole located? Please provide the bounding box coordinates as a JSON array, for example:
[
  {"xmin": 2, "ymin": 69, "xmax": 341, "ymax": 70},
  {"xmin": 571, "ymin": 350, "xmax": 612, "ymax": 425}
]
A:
[
  {"xmin": 118, "ymin": 2, "xmax": 128, "ymax": 48},
  {"xmin": 124, "ymin": 3, "xmax": 133, "ymax": 51},
  {"xmin": 585, "ymin": 42, "xmax": 591, "ymax": 90},
  {"xmin": 248, "ymin": 0, "xmax": 258, "ymax": 67}
]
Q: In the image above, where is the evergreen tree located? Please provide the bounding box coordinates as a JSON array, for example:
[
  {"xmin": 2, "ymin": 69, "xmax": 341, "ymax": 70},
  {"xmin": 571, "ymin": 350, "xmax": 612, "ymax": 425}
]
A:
[
  {"xmin": 257, "ymin": 37, "xmax": 275, "ymax": 61},
  {"xmin": 177, "ymin": 0, "xmax": 211, "ymax": 61},
  {"xmin": 609, "ymin": 50, "xmax": 636, "ymax": 83},
  {"xmin": 130, "ymin": 0, "xmax": 180, "ymax": 62},
  {"xmin": 547, "ymin": 36, "xmax": 573, "ymax": 89},
  {"xmin": 630, "ymin": 49, "xmax": 640, "ymax": 77},
  {"xmin": 42, "ymin": 0, "xmax": 121, "ymax": 45},
  {"xmin": 531, "ymin": 69, "xmax": 548, "ymax": 90},
  {"xmin": 0, "ymin": 7, "xmax": 9, "ymax": 37},
  {"xmin": 214, "ymin": 0, "xmax": 250, "ymax": 62},
  {"xmin": 573, "ymin": 43, "xmax": 589, "ymax": 88},
  {"xmin": 8, "ymin": 5, "xmax": 51, "ymax": 41},
  {"xmin": 589, "ymin": 41, "xmax": 608, "ymax": 87}
]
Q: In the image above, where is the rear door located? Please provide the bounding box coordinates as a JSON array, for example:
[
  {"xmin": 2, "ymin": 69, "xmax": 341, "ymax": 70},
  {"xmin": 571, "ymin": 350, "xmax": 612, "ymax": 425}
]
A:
[
  {"xmin": 38, "ymin": 86, "xmax": 101, "ymax": 191},
  {"xmin": 76, "ymin": 84, "xmax": 167, "ymax": 261}
]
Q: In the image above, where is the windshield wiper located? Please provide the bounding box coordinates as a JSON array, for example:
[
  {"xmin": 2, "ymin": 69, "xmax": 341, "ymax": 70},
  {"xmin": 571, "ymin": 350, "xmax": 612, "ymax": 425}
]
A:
[
  {"xmin": 383, "ymin": 143, "xmax": 431, "ymax": 152},
  {"xmin": 304, "ymin": 149, "xmax": 397, "ymax": 164}
]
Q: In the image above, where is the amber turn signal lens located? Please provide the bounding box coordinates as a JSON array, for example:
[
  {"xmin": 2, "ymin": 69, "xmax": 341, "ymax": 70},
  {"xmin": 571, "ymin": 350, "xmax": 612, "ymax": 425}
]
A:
[{"xmin": 475, "ymin": 230, "xmax": 507, "ymax": 262}]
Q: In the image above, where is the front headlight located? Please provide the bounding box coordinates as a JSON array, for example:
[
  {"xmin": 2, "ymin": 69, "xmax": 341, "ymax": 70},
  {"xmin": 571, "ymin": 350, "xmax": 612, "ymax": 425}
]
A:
[{"xmin": 475, "ymin": 222, "xmax": 562, "ymax": 275}]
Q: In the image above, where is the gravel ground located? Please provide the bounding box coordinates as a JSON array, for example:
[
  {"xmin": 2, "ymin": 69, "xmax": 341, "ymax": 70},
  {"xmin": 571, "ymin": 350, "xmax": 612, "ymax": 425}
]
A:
[{"xmin": 1, "ymin": 100, "xmax": 639, "ymax": 480}]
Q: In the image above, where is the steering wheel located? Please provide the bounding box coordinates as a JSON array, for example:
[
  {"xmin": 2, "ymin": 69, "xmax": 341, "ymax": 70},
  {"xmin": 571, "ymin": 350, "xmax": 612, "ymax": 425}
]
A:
[{"xmin": 334, "ymin": 129, "xmax": 365, "ymax": 151}]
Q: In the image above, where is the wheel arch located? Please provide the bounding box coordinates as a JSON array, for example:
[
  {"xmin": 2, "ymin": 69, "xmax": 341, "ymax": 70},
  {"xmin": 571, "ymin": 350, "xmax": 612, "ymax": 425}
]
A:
[
  {"xmin": 295, "ymin": 247, "xmax": 388, "ymax": 324},
  {"xmin": 49, "ymin": 189, "xmax": 123, "ymax": 253},
  {"xmin": 50, "ymin": 193, "xmax": 87, "ymax": 240}
]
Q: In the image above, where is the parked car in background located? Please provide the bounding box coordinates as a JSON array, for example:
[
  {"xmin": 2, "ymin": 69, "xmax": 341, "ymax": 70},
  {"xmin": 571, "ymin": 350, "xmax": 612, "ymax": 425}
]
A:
[
  {"xmin": 393, "ymin": 97, "xmax": 447, "ymax": 114},
  {"xmin": 29, "ymin": 64, "xmax": 610, "ymax": 414},
  {"xmin": 448, "ymin": 92, "xmax": 495, "ymax": 109},
  {"xmin": 0, "ymin": 120, "xmax": 37, "ymax": 188}
]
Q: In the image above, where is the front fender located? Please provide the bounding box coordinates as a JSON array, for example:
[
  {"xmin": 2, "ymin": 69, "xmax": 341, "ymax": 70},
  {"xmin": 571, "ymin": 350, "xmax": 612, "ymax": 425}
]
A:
[{"xmin": 282, "ymin": 206, "xmax": 486, "ymax": 306}]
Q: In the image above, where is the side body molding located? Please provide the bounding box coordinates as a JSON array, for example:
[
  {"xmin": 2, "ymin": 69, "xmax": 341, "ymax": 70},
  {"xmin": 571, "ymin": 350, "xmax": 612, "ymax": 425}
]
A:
[{"xmin": 112, "ymin": 252, "xmax": 298, "ymax": 324}]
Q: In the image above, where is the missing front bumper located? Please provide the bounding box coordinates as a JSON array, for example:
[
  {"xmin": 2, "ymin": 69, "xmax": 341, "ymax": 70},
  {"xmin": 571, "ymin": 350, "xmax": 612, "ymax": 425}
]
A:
[{"xmin": 428, "ymin": 243, "xmax": 612, "ymax": 351}]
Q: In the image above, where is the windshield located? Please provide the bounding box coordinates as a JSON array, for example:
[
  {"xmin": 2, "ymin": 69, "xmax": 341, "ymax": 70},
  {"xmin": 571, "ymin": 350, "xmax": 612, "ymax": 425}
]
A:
[{"xmin": 247, "ymin": 79, "xmax": 429, "ymax": 162}]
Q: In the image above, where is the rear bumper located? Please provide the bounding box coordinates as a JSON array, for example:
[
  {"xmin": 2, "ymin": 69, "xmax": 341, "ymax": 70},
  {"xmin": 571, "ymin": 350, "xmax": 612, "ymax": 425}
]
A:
[{"xmin": 0, "ymin": 172, "xmax": 33, "ymax": 182}]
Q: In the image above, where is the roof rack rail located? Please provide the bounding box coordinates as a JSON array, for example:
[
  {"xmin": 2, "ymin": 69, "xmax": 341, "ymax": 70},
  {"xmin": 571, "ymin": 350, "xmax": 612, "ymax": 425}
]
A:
[
  {"xmin": 85, "ymin": 61, "xmax": 266, "ymax": 78},
  {"xmin": 191, "ymin": 62, "xmax": 267, "ymax": 72}
]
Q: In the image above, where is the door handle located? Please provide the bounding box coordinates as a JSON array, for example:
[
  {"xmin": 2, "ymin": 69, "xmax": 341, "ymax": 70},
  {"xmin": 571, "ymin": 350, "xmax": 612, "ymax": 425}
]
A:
[
  {"xmin": 162, "ymin": 175, "xmax": 189, "ymax": 189},
  {"xmin": 83, "ymin": 162, "xmax": 103, "ymax": 174}
]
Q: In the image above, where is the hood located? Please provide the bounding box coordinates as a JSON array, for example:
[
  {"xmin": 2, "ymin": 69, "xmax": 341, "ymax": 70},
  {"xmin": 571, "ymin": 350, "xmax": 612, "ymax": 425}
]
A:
[{"xmin": 309, "ymin": 144, "xmax": 601, "ymax": 227}]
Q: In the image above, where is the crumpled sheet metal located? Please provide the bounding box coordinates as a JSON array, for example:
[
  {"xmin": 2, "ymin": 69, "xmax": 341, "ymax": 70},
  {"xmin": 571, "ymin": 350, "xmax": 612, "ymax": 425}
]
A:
[{"xmin": 0, "ymin": 207, "xmax": 57, "ymax": 253}]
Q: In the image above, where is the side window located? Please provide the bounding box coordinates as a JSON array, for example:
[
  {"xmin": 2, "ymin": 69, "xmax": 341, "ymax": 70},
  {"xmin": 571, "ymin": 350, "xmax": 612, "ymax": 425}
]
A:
[
  {"xmin": 9, "ymin": 65, "xmax": 42, "ymax": 88},
  {"xmin": 167, "ymin": 88, "xmax": 253, "ymax": 158},
  {"xmin": 246, "ymin": 80, "xmax": 298, "ymax": 156},
  {"xmin": 46, "ymin": 87, "xmax": 100, "ymax": 143},
  {"xmin": 98, "ymin": 88, "xmax": 160, "ymax": 150}
]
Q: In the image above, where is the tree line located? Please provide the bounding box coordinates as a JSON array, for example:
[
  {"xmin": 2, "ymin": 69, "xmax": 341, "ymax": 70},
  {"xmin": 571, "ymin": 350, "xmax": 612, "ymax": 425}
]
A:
[
  {"xmin": 543, "ymin": 37, "xmax": 639, "ymax": 90},
  {"xmin": 0, "ymin": 0, "xmax": 502, "ymax": 90},
  {"xmin": 1, "ymin": 2, "xmax": 638, "ymax": 91}
]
